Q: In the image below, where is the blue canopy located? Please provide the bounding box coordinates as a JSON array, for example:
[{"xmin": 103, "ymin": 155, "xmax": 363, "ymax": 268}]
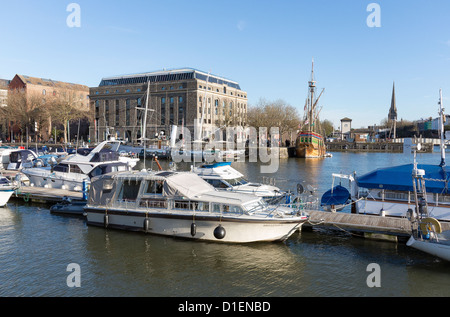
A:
[
  {"xmin": 321, "ymin": 185, "xmax": 350, "ymax": 206},
  {"xmin": 356, "ymin": 164, "xmax": 450, "ymax": 194}
]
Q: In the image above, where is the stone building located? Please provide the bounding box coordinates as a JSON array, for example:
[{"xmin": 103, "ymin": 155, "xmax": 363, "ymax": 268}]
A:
[{"xmin": 89, "ymin": 68, "xmax": 248, "ymax": 144}]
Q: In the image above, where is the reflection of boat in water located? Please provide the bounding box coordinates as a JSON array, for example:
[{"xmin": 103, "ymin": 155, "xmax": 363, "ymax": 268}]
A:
[
  {"xmin": 85, "ymin": 170, "xmax": 309, "ymax": 243},
  {"xmin": 192, "ymin": 162, "xmax": 286, "ymax": 204},
  {"xmin": 295, "ymin": 60, "xmax": 326, "ymax": 158}
]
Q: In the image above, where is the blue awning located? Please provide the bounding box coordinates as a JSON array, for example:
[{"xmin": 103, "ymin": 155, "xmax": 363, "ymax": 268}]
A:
[{"xmin": 356, "ymin": 164, "xmax": 450, "ymax": 194}]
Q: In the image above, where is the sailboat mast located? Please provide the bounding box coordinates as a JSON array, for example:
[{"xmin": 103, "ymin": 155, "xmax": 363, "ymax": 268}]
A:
[
  {"xmin": 308, "ymin": 59, "xmax": 316, "ymax": 132},
  {"xmin": 439, "ymin": 89, "xmax": 446, "ymax": 167}
]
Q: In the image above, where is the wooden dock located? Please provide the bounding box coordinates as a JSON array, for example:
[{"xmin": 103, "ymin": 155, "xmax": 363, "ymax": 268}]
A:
[
  {"xmin": 12, "ymin": 186, "xmax": 84, "ymax": 204},
  {"xmin": 304, "ymin": 210, "xmax": 450, "ymax": 242}
]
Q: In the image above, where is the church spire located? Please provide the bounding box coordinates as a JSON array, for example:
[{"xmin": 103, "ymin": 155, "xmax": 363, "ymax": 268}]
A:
[{"xmin": 388, "ymin": 82, "xmax": 397, "ymax": 121}]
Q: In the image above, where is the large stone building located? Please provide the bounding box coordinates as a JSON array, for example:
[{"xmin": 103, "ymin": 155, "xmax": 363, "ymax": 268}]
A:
[
  {"xmin": 89, "ymin": 68, "xmax": 248, "ymax": 144},
  {"xmin": 8, "ymin": 74, "xmax": 90, "ymax": 142}
]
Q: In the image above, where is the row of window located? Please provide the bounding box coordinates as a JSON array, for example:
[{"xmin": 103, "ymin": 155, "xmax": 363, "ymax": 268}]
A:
[
  {"xmin": 198, "ymin": 85, "xmax": 247, "ymax": 98},
  {"xmin": 95, "ymin": 84, "xmax": 187, "ymax": 95}
]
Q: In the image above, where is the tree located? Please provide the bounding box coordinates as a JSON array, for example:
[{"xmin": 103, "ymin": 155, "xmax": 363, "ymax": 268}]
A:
[
  {"xmin": 1, "ymin": 90, "xmax": 49, "ymax": 142},
  {"xmin": 47, "ymin": 89, "xmax": 90, "ymax": 143},
  {"xmin": 247, "ymin": 98, "xmax": 301, "ymax": 142},
  {"xmin": 320, "ymin": 119, "xmax": 334, "ymax": 137}
]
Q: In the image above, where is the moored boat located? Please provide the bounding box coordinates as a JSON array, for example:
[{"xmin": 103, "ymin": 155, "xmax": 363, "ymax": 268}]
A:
[
  {"xmin": 192, "ymin": 162, "xmax": 286, "ymax": 204},
  {"xmin": 0, "ymin": 176, "xmax": 16, "ymax": 207},
  {"xmin": 84, "ymin": 170, "xmax": 309, "ymax": 243},
  {"xmin": 295, "ymin": 59, "xmax": 326, "ymax": 158}
]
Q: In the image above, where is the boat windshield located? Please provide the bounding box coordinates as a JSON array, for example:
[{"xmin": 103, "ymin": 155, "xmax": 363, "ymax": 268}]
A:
[
  {"xmin": 226, "ymin": 177, "xmax": 249, "ymax": 186},
  {"xmin": 242, "ymin": 199, "xmax": 267, "ymax": 214}
]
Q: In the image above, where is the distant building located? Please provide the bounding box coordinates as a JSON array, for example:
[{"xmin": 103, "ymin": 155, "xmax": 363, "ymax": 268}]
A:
[
  {"xmin": 0, "ymin": 79, "xmax": 10, "ymax": 140},
  {"xmin": 8, "ymin": 74, "xmax": 90, "ymax": 142},
  {"xmin": 89, "ymin": 68, "xmax": 248, "ymax": 144},
  {"xmin": 340, "ymin": 117, "xmax": 352, "ymax": 140}
]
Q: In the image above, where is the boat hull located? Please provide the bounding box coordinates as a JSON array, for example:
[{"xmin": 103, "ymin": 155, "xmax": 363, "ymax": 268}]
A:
[
  {"xmin": 0, "ymin": 190, "xmax": 14, "ymax": 207},
  {"xmin": 85, "ymin": 207, "xmax": 306, "ymax": 243},
  {"xmin": 407, "ymin": 236, "xmax": 450, "ymax": 261},
  {"xmin": 356, "ymin": 199, "xmax": 450, "ymax": 221},
  {"xmin": 295, "ymin": 132, "xmax": 326, "ymax": 158},
  {"xmin": 23, "ymin": 169, "xmax": 88, "ymax": 192}
]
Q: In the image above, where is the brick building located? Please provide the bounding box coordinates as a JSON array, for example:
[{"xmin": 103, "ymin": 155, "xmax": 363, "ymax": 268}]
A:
[
  {"xmin": 8, "ymin": 74, "xmax": 90, "ymax": 142},
  {"xmin": 90, "ymin": 68, "xmax": 248, "ymax": 144}
]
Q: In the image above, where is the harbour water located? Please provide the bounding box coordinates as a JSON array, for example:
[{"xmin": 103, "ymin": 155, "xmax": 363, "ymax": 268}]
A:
[{"xmin": 1, "ymin": 150, "xmax": 450, "ymax": 298}]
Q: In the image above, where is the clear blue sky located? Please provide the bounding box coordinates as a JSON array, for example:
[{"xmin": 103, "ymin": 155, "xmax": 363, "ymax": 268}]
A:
[{"xmin": 1, "ymin": 0, "xmax": 450, "ymax": 129}]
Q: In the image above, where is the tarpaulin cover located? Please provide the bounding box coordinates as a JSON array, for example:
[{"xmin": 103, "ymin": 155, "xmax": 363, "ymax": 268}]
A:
[{"xmin": 356, "ymin": 164, "xmax": 450, "ymax": 194}]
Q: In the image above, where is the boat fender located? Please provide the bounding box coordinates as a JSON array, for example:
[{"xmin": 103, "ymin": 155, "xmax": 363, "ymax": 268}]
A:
[
  {"xmin": 144, "ymin": 218, "xmax": 150, "ymax": 233},
  {"xmin": 214, "ymin": 225, "xmax": 226, "ymax": 240},
  {"xmin": 191, "ymin": 223, "xmax": 197, "ymax": 237},
  {"xmin": 104, "ymin": 213, "xmax": 109, "ymax": 228}
]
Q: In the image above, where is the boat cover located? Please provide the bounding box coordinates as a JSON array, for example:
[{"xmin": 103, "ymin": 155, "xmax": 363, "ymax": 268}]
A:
[
  {"xmin": 321, "ymin": 185, "xmax": 350, "ymax": 206},
  {"xmin": 356, "ymin": 164, "xmax": 450, "ymax": 194}
]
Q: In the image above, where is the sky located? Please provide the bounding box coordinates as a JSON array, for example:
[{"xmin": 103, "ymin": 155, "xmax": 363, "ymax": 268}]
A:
[{"xmin": 1, "ymin": 0, "xmax": 450, "ymax": 129}]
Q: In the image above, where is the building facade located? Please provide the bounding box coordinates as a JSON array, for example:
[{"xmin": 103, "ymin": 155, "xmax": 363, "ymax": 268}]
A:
[
  {"xmin": 0, "ymin": 79, "xmax": 10, "ymax": 140},
  {"xmin": 8, "ymin": 74, "xmax": 90, "ymax": 142},
  {"xmin": 89, "ymin": 68, "xmax": 248, "ymax": 144}
]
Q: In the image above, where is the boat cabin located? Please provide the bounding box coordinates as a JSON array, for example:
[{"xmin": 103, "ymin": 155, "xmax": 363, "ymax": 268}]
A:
[{"xmin": 88, "ymin": 171, "xmax": 268, "ymax": 216}]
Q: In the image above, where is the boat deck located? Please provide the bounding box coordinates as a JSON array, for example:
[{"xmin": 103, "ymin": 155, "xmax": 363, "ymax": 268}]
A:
[
  {"xmin": 12, "ymin": 186, "xmax": 84, "ymax": 204},
  {"xmin": 305, "ymin": 210, "xmax": 450, "ymax": 242}
]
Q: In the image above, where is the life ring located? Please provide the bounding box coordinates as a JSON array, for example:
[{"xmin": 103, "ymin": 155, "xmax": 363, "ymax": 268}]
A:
[
  {"xmin": 23, "ymin": 193, "xmax": 30, "ymax": 202},
  {"xmin": 420, "ymin": 217, "xmax": 442, "ymax": 235}
]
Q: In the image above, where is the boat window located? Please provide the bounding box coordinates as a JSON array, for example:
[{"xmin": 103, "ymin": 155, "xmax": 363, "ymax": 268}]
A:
[
  {"xmin": 206, "ymin": 179, "xmax": 229, "ymax": 189},
  {"xmin": 174, "ymin": 200, "xmax": 190, "ymax": 210},
  {"xmin": 243, "ymin": 199, "xmax": 267, "ymax": 213},
  {"xmin": 226, "ymin": 177, "xmax": 248, "ymax": 186},
  {"xmin": 212, "ymin": 203, "xmax": 221, "ymax": 213},
  {"xmin": 191, "ymin": 201, "xmax": 209, "ymax": 212},
  {"xmin": 224, "ymin": 205, "xmax": 243, "ymax": 215},
  {"xmin": 70, "ymin": 165, "xmax": 83, "ymax": 174},
  {"xmin": 53, "ymin": 164, "xmax": 69, "ymax": 173},
  {"xmin": 140, "ymin": 198, "xmax": 167, "ymax": 209},
  {"xmin": 146, "ymin": 180, "xmax": 163, "ymax": 195},
  {"xmin": 118, "ymin": 180, "xmax": 141, "ymax": 201}
]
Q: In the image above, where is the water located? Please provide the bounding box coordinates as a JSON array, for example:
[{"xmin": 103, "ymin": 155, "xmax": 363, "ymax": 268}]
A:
[{"xmin": 1, "ymin": 150, "xmax": 450, "ymax": 297}]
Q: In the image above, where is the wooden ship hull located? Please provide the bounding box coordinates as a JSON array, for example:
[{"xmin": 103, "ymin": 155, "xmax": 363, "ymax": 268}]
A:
[{"xmin": 295, "ymin": 132, "xmax": 326, "ymax": 158}]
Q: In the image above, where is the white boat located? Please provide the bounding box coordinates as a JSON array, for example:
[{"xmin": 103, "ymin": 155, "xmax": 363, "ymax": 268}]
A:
[
  {"xmin": 191, "ymin": 162, "xmax": 286, "ymax": 204},
  {"xmin": 7, "ymin": 149, "xmax": 39, "ymax": 170},
  {"xmin": 0, "ymin": 176, "xmax": 16, "ymax": 207},
  {"xmin": 85, "ymin": 170, "xmax": 309, "ymax": 243},
  {"xmin": 407, "ymin": 219, "xmax": 450, "ymax": 261},
  {"xmin": 406, "ymin": 157, "xmax": 450, "ymax": 261},
  {"xmin": 21, "ymin": 141, "xmax": 135, "ymax": 192},
  {"xmin": 333, "ymin": 90, "xmax": 450, "ymax": 221}
]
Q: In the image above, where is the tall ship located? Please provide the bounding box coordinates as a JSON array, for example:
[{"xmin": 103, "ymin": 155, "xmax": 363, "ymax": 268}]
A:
[{"xmin": 295, "ymin": 60, "xmax": 326, "ymax": 158}]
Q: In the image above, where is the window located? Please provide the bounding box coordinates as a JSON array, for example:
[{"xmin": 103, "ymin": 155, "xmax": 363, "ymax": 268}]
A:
[
  {"xmin": 146, "ymin": 180, "xmax": 163, "ymax": 195},
  {"xmin": 42, "ymin": 89, "xmax": 46, "ymax": 95},
  {"xmin": 174, "ymin": 200, "xmax": 189, "ymax": 210},
  {"xmin": 118, "ymin": 180, "xmax": 141, "ymax": 202},
  {"xmin": 115, "ymin": 100, "xmax": 120, "ymax": 126}
]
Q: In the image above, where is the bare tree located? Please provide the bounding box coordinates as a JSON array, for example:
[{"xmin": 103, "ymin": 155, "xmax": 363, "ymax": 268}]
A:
[
  {"xmin": 1, "ymin": 90, "xmax": 49, "ymax": 142},
  {"xmin": 247, "ymin": 98, "xmax": 301, "ymax": 142},
  {"xmin": 47, "ymin": 89, "xmax": 90, "ymax": 143}
]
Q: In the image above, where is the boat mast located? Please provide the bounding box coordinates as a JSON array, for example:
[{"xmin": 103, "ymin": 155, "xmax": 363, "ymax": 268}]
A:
[
  {"xmin": 439, "ymin": 89, "xmax": 446, "ymax": 167},
  {"xmin": 308, "ymin": 59, "xmax": 316, "ymax": 133}
]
